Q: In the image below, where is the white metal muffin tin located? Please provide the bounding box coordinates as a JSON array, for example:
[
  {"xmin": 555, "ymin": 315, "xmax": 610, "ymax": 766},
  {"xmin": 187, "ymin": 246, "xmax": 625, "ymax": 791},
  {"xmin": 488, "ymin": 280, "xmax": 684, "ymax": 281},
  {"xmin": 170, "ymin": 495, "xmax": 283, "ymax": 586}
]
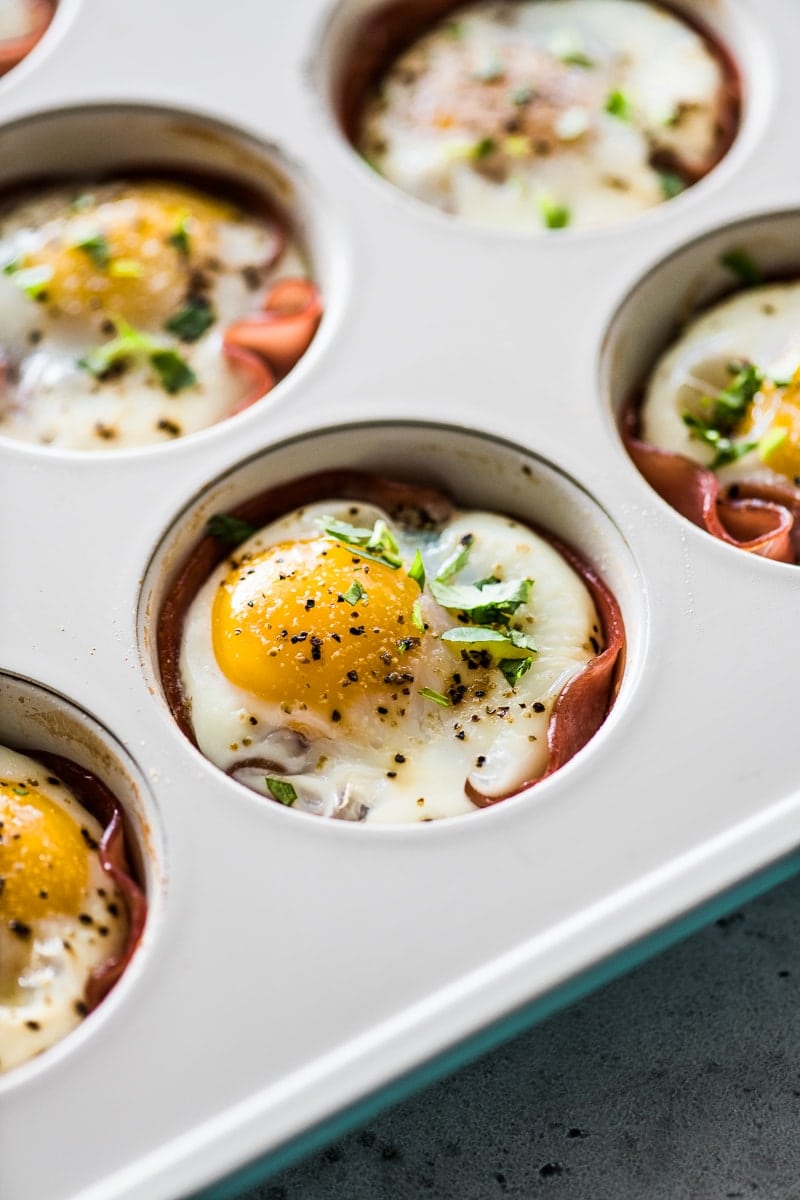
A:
[{"xmin": 2, "ymin": 2, "xmax": 800, "ymax": 1198}]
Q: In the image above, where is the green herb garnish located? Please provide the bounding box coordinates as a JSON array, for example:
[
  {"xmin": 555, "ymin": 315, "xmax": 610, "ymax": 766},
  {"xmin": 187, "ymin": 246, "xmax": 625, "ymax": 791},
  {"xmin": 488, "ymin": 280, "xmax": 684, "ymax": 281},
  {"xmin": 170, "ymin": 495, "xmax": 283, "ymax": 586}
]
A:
[
  {"xmin": 435, "ymin": 534, "xmax": 473, "ymax": 584},
  {"xmin": 408, "ymin": 549, "xmax": 426, "ymax": 590},
  {"xmin": 265, "ymin": 778, "xmax": 297, "ymax": 806},
  {"xmin": 165, "ymin": 298, "xmax": 215, "ymax": 343},
  {"xmin": 658, "ymin": 170, "xmax": 685, "ymax": 200},
  {"xmin": 419, "ymin": 688, "xmax": 451, "ymax": 707},
  {"xmin": 441, "ymin": 624, "xmax": 537, "ymax": 661},
  {"xmin": 605, "ymin": 89, "xmax": 632, "ymax": 120},
  {"xmin": 150, "ymin": 349, "xmax": 197, "ymax": 394},
  {"xmin": 537, "ymin": 195, "xmax": 571, "ymax": 229},
  {"xmin": 429, "ymin": 576, "xmax": 532, "ymax": 627},
  {"xmin": 411, "ymin": 597, "xmax": 425, "ymax": 632},
  {"xmin": 342, "ymin": 580, "xmax": 366, "ymax": 605},
  {"xmin": 206, "ymin": 513, "xmax": 257, "ymax": 546},
  {"xmin": 682, "ymin": 361, "xmax": 763, "ymax": 467},
  {"xmin": 321, "ymin": 516, "xmax": 403, "ymax": 568},
  {"xmin": 720, "ymin": 249, "xmax": 763, "ymax": 288},
  {"xmin": 168, "ymin": 212, "xmax": 191, "ymax": 257},
  {"xmin": 75, "ymin": 233, "xmax": 111, "ymax": 270},
  {"xmin": 473, "ymin": 137, "xmax": 497, "ymax": 159},
  {"xmin": 498, "ymin": 656, "xmax": 535, "ymax": 687},
  {"xmin": 79, "ymin": 318, "xmax": 195, "ymax": 392},
  {"xmin": 561, "ymin": 50, "xmax": 594, "ymax": 67},
  {"xmin": 5, "ymin": 262, "xmax": 53, "ymax": 298}
]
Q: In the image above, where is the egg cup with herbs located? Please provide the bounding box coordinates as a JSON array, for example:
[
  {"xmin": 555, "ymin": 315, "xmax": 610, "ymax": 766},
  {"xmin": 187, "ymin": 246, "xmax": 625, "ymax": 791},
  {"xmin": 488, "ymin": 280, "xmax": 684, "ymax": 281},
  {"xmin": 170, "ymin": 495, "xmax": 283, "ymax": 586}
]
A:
[
  {"xmin": 625, "ymin": 255, "xmax": 800, "ymax": 564},
  {"xmin": 0, "ymin": 178, "xmax": 321, "ymax": 449},
  {"xmin": 348, "ymin": 0, "xmax": 739, "ymax": 233},
  {"xmin": 0, "ymin": 745, "xmax": 145, "ymax": 1075},
  {"xmin": 158, "ymin": 472, "xmax": 625, "ymax": 824}
]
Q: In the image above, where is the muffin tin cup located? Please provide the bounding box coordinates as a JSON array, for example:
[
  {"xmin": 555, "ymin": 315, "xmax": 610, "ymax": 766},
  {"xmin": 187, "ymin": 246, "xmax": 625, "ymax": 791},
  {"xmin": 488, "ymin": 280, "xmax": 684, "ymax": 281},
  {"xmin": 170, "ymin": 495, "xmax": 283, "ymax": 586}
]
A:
[
  {"xmin": 0, "ymin": 671, "xmax": 162, "ymax": 1094},
  {"xmin": 4, "ymin": 1, "xmax": 800, "ymax": 1198}
]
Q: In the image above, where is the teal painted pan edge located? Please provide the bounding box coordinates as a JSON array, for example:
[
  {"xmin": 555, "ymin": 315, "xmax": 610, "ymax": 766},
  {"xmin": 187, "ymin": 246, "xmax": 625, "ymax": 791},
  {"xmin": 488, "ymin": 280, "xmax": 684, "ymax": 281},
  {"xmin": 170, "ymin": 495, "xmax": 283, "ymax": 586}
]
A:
[{"xmin": 193, "ymin": 848, "xmax": 800, "ymax": 1200}]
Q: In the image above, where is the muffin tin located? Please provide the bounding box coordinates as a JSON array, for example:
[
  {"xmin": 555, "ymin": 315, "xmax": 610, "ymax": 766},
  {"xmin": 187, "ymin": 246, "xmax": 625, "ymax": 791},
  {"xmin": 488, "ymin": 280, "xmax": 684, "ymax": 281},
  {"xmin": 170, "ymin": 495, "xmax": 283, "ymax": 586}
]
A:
[{"xmin": 3, "ymin": 1, "xmax": 800, "ymax": 1198}]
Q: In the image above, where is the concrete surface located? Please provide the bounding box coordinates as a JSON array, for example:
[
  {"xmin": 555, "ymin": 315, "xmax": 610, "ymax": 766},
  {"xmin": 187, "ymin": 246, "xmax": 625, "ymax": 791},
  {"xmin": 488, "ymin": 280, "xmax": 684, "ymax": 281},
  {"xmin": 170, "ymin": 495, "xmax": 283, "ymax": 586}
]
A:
[{"xmin": 242, "ymin": 871, "xmax": 800, "ymax": 1199}]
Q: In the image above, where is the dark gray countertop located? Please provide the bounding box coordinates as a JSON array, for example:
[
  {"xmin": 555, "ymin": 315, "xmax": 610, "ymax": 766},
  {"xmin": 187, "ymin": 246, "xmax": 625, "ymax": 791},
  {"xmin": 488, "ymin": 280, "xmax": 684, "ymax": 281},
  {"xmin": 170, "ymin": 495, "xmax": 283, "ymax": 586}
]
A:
[{"xmin": 242, "ymin": 870, "xmax": 800, "ymax": 1199}]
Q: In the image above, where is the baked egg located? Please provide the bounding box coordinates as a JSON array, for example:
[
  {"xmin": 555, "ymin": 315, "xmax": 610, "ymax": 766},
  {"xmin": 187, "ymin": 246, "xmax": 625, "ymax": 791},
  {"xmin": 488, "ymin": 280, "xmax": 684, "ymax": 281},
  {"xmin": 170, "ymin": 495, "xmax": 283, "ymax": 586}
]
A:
[
  {"xmin": 641, "ymin": 282, "xmax": 800, "ymax": 491},
  {"xmin": 356, "ymin": 0, "xmax": 736, "ymax": 231},
  {"xmin": 0, "ymin": 178, "xmax": 320, "ymax": 448},
  {"xmin": 0, "ymin": 746, "xmax": 134, "ymax": 1074},
  {"xmin": 177, "ymin": 487, "xmax": 620, "ymax": 823}
]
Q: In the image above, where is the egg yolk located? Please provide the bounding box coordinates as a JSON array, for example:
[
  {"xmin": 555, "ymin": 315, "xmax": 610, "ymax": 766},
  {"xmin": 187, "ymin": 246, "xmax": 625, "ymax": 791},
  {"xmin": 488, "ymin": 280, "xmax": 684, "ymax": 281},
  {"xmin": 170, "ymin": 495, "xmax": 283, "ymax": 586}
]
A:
[
  {"xmin": 21, "ymin": 182, "xmax": 235, "ymax": 326},
  {"xmin": 212, "ymin": 537, "xmax": 423, "ymax": 724},
  {"xmin": 739, "ymin": 371, "xmax": 800, "ymax": 481},
  {"xmin": 0, "ymin": 780, "xmax": 89, "ymax": 926}
]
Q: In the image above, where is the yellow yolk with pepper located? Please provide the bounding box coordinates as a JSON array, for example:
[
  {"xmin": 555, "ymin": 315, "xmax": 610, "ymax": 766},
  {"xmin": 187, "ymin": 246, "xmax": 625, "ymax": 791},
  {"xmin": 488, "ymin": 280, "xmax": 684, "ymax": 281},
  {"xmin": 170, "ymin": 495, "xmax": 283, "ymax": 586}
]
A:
[
  {"xmin": 19, "ymin": 182, "xmax": 236, "ymax": 326},
  {"xmin": 0, "ymin": 748, "xmax": 131, "ymax": 1074},
  {"xmin": 212, "ymin": 537, "xmax": 422, "ymax": 723},
  {"xmin": 0, "ymin": 781, "xmax": 90, "ymax": 926}
]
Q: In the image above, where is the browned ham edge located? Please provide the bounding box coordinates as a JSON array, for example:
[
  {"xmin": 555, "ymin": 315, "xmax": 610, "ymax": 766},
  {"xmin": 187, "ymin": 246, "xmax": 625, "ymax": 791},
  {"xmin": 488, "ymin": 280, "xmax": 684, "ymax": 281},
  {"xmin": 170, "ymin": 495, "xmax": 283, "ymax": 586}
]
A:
[
  {"xmin": 0, "ymin": 0, "xmax": 54, "ymax": 77},
  {"xmin": 159, "ymin": 472, "xmax": 625, "ymax": 808},
  {"xmin": 27, "ymin": 751, "xmax": 146, "ymax": 1011},
  {"xmin": 623, "ymin": 406, "xmax": 799, "ymax": 565},
  {"xmin": 224, "ymin": 277, "xmax": 322, "ymax": 413},
  {"xmin": 465, "ymin": 534, "xmax": 625, "ymax": 808}
]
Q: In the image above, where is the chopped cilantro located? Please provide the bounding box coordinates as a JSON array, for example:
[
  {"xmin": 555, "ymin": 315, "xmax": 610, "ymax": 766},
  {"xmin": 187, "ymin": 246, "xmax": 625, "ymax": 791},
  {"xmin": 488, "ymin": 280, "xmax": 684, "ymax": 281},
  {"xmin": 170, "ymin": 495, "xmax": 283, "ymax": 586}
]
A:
[
  {"xmin": 561, "ymin": 50, "xmax": 594, "ymax": 67},
  {"xmin": 548, "ymin": 27, "xmax": 594, "ymax": 67},
  {"xmin": 429, "ymin": 576, "xmax": 532, "ymax": 627},
  {"xmin": 473, "ymin": 137, "xmax": 497, "ymax": 159},
  {"xmin": 165, "ymin": 298, "xmax": 215, "ymax": 343},
  {"xmin": 435, "ymin": 535, "xmax": 473, "ymax": 584},
  {"xmin": 419, "ymin": 688, "xmax": 451, "ymax": 707},
  {"xmin": 321, "ymin": 516, "xmax": 403, "ymax": 569},
  {"xmin": 408, "ymin": 549, "xmax": 426, "ymax": 590},
  {"xmin": 206, "ymin": 513, "xmax": 257, "ymax": 546},
  {"xmin": 537, "ymin": 195, "xmax": 571, "ymax": 229},
  {"xmin": 75, "ymin": 234, "xmax": 111, "ymax": 270},
  {"xmin": 411, "ymin": 597, "xmax": 425, "ymax": 632},
  {"xmin": 605, "ymin": 89, "xmax": 632, "ymax": 120},
  {"xmin": 5, "ymin": 262, "xmax": 53, "ymax": 298},
  {"xmin": 658, "ymin": 170, "xmax": 685, "ymax": 200},
  {"xmin": 168, "ymin": 212, "xmax": 191, "ymax": 257},
  {"xmin": 150, "ymin": 349, "xmax": 196, "ymax": 394},
  {"xmin": 498, "ymin": 656, "xmax": 535, "ymax": 687},
  {"xmin": 440, "ymin": 625, "xmax": 537, "ymax": 657},
  {"xmin": 265, "ymin": 778, "xmax": 297, "ymax": 806},
  {"xmin": 342, "ymin": 580, "xmax": 365, "ymax": 605},
  {"xmin": 720, "ymin": 249, "xmax": 763, "ymax": 288},
  {"xmin": 682, "ymin": 361, "xmax": 764, "ymax": 468},
  {"xmin": 78, "ymin": 318, "xmax": 194, "ymax": 392}
]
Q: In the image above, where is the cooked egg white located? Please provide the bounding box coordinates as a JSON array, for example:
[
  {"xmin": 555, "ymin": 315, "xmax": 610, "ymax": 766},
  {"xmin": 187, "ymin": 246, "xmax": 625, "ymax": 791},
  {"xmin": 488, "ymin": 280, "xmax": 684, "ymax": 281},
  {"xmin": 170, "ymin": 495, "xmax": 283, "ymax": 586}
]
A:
[
  {"xmin": 0, "ymin": 0, "xmax": 37, "ymax": 39},
  {"xmin": 0, "ymin": 746, "xmax": 129, "ymax": 1074},
  {"xmin": 0, "ymin": 180, "xmax": 306, "ymax": 449},
  {"xmin": 180, "ymin": 499, "xmax": 603, "ymax": 824},
  {"xmin": 358, "ymin": 0, "xmax": 729, "ymax": 231},
  {"xmin": 641, "ymin": 283, "xmax": 800, "ymax": 488}
]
